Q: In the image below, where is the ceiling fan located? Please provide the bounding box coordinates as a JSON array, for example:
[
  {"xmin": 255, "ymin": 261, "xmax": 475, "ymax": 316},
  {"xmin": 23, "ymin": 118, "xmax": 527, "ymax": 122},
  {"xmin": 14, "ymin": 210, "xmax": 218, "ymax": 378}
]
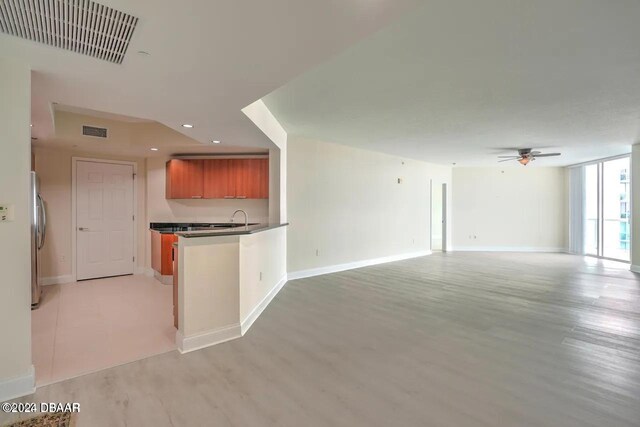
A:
[{"xmin": 498, "ymin": 148, "xmax": 561, "ymax": 165}]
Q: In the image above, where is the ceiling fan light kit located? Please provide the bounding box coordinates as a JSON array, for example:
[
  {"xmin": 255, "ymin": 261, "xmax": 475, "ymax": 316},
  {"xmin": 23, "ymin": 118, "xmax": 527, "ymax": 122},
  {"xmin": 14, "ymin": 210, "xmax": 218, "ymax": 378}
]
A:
[{"xmin": 498, "ymin": 148, "xmax": 561, "ymax": 166}]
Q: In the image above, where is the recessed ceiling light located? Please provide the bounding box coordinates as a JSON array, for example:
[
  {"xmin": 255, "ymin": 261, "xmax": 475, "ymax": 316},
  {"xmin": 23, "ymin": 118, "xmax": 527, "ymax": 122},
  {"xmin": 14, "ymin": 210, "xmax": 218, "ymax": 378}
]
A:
[
  {"xmin": 30, "ymin": 124, "xmax": 33, "ymax": 127},
  {"xmin": 211, "ymin": 140, "xmax": 221, "ymax": 144},
  {"xmin": 150, "ymin": 147, "xmax": 159, "ymax": 151},
  {"xmin": 181, "ymin": 124, "xmax": 194, "ymax": 128}
]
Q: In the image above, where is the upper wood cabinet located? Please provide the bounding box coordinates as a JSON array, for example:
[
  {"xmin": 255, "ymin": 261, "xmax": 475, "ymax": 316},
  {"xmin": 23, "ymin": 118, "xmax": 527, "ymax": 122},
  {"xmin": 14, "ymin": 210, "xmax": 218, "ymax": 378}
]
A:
[
  {"xmin": 166, "ymin": 158, "xmax": 268, "ymax": 199},
  {"xmin": 235, "ymin": 158, "xmax": 269, "ymax": 199},
  {"xmin": 166, "ymin": 159, "xmax": 204, "ymax": 199},
  {"xmin": 203, "ymin": 159, "xmax": 236, "ymax": 199}
]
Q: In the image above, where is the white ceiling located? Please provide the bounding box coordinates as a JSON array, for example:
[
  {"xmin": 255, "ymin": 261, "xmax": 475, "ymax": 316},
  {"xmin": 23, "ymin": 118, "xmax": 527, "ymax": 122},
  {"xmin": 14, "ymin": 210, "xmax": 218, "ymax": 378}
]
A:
[
  {"xmin": 0, "ymin": 0, "xmax": 418, "ymax": 152},
  {"xmin": 263, "ymin": 0, "xmax": 640, "ymax": 166}
]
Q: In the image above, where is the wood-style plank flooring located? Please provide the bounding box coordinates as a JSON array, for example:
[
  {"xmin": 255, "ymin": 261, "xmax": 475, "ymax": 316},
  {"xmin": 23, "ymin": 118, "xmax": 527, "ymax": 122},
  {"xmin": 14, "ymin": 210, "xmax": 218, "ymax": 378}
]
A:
[{"xmin": 2, "ymin": 252, "xmax": 639, "ymax": 426}]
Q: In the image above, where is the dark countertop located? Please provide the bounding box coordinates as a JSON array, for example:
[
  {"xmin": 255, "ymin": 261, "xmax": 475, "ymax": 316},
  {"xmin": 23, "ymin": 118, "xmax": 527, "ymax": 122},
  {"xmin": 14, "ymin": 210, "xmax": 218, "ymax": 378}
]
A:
[
  {"xmin": 149, "ymin": 222, "xmax": 259, "ymax": 234},
  {"xmin": 174, "ymin": 223, "xmax": 288, "ymax": 238}
]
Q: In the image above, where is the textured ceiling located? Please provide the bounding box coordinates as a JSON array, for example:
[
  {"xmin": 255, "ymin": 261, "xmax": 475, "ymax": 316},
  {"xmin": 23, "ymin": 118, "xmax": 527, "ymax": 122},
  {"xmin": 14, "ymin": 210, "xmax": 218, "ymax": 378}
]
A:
[
  {"xmin": 264, "ymin": 0, "xmax": 640, "ymax": 166},
  {"xmin": 0, "ymin": 0, "xmax": 418, "ymax": 151}
]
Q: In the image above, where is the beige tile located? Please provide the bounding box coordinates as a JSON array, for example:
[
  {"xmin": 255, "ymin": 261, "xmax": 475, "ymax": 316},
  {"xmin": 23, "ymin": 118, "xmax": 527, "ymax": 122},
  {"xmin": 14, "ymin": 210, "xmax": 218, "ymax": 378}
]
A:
[{"xmin": 32, "ymin": 274, "xmax": 176, "ymax": 386}]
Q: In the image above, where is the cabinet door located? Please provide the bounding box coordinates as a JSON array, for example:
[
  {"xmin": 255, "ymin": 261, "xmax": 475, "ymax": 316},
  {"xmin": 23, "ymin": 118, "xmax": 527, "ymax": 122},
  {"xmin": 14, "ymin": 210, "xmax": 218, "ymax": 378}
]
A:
[
  {"xmin": 233, "ymin": 159, "xmax": 269, "ymax": 199},
  {"xmin": 161, "ymin": 234, "xmax": 178, "ymax": 275},
  {"xmin": 166, "ymin": 159, "xmax": 204, "ymax": 199},
  {"xmin": 233, "ymin": 159, "xmax": 252, "ymax": 199},
  {"xmin": 203, "ymin": 159, "xmax": 236, "ymax": 199},
  {"xmin": 256, "ymin": 158, "xmax": 269, "ymax": 199},
  {"xmin": 151, "ymin": 231, "xmax": 162, "ymax": 273}
]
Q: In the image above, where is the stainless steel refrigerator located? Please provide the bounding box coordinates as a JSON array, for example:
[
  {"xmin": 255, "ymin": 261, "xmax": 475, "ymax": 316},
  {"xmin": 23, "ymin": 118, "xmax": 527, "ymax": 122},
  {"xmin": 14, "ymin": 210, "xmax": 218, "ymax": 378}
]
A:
[{"xmin": 31, "ymin": 171, "xmax": 46, "ymax": 308}]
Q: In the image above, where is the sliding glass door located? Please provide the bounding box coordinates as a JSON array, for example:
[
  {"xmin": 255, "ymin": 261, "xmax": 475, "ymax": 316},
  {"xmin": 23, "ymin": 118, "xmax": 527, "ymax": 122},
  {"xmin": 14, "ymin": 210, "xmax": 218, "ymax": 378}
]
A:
[
  {"xmin": 583, "ymin": 156, "xmax": 630, "ymax": 262},
  {"xmin": 602, "ymin": 158, "xmax": 630, "ymax": 260},
  {"xmin": 584, "ymin": 164, "xmax": 599, "ymax": 256}
]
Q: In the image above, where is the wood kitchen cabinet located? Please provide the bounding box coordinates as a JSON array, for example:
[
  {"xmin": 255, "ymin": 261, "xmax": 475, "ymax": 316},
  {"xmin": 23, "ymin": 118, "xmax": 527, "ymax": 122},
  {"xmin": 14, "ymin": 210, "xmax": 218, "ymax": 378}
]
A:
[
  {"xmin": 168, "ymin": 158, "xmax": 268, "ymax": 200},
  {"xmin": 203, "ymin": 159, "xmax": 236, "ymax": 199},
  {"xmin": 234, "ymin": 158, "xmax": 269, "ymax": 199},
  {"xmin": 166, "ymin": 159, "xmax": 204, "ymax": 199},
  {"xmin": 151, "ymin": 230, "xmax": 178, "ymax": 276}
]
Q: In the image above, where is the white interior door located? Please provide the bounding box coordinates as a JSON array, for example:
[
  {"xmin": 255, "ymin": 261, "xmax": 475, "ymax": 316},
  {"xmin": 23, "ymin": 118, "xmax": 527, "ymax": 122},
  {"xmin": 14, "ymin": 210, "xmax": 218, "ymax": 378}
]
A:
[{"xmin": 76, "ymin": 161, "xmax": 135, "ymax": 280}]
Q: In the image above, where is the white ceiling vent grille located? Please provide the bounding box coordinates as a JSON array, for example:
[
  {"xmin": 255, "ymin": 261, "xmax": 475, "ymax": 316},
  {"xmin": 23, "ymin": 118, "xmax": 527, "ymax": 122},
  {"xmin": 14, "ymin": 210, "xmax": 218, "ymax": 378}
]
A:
[{"xmin": 0, "ymin": 0, "xmax": 138, "ymax": 64}]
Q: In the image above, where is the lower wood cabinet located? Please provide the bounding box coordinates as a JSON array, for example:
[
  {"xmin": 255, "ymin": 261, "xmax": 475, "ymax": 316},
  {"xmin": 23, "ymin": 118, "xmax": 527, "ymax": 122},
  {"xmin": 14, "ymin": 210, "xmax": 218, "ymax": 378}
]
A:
[
  {"xmin": 166, "ymin": 158, "xmax": 268, "ymax": 199},
  {"xmin": 151, "ymin": 230, "xmax": 178, "ymax": 276}
]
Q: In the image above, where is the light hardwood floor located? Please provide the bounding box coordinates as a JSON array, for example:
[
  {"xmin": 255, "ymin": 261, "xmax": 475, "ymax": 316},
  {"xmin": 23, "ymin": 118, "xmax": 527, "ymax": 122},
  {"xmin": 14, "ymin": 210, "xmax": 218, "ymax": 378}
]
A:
[{"xmin": 2, "ymin": 253, "xmax": 639, "ymax": 426}]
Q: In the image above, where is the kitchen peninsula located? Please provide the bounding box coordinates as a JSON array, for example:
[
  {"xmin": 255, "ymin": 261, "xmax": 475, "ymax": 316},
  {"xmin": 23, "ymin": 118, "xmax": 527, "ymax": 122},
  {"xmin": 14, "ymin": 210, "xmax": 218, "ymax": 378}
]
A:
[{"xmin": 172, "ymin": 222, "xmax": 288, "ymax": 353}]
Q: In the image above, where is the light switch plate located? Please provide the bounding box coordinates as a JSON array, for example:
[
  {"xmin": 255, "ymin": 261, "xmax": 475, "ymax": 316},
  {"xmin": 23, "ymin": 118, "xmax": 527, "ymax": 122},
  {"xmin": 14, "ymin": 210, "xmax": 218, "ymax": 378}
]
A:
[{"xmin": 0, "ymin": 204, "xmax": 14, "ymax": 221}]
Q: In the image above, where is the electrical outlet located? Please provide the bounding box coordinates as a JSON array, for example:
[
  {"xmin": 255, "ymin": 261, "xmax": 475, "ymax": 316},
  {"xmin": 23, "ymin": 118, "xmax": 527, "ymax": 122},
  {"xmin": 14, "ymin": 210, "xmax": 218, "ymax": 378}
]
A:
[
  {"xmin": 0, "ymin": 204, "xmax": 14, "ymax": 222},
  {"xmin": 61, "ymin": 255, "xmax": 66, "ymax": 262},
  {"xmin": 397, "ymin": 178, "xmax": 403, "ymax": 184}
]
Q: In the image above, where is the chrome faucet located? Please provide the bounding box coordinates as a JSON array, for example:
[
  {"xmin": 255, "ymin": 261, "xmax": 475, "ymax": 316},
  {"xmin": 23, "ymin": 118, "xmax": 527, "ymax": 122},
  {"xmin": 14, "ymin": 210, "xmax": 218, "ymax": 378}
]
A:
[{"xmin": 230, "ymin": 209, "xmax": 249, "ymax": 227}]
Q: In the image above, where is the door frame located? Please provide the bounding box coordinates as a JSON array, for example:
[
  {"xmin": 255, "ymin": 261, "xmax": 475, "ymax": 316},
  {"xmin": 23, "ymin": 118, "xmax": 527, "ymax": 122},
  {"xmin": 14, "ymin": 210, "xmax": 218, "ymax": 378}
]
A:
[
  {"xmin": 442, "ymin": 183, "xmax": 448, "ymax": 252},
  {"xmin": 429, "ymin": 180, "xmax": 448, "ymax": 253},
  {"xmin": 71, "ymin": 157, "xmax": 138, "ymax": 282}
]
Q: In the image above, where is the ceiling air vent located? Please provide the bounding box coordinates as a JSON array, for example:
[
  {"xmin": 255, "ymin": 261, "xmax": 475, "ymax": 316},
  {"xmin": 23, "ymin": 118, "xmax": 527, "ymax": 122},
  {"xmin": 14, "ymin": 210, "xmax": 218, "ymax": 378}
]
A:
[
  {"xmin": 0, "ymin": 0, "xmax": 139, "ymax": 64},
  {"xmin": 82, "ymin": 125, "xmax": 107, "ymax": 138}
]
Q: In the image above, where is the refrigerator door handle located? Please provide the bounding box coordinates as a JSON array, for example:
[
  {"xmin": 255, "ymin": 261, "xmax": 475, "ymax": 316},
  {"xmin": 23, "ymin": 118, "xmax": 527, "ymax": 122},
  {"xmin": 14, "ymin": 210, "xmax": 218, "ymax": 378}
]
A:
[{"xmin": 37, "ymin": 194, "xmax": 46, "ymax": 250}]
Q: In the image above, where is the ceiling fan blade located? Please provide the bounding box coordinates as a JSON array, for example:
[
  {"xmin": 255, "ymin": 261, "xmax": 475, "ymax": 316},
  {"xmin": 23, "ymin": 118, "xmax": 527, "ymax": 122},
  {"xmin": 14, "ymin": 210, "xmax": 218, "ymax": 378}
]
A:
[
  {"xmin": 530, "ymin": 151, "xmax": 542, "ymax": 155},
  {"xmin": 498, "ymin": 158, "xmax": 518, "ymax": 162},
  {"xmin": 534, "ymin": 153, "xmax": 561, "ymax": 157}
]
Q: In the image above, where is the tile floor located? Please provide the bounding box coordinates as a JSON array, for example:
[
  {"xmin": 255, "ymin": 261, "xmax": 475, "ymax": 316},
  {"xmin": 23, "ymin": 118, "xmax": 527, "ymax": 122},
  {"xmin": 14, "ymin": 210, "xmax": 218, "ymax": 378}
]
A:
[{"xmin": 32, "ymin": 274, "xmax": 176, "ymax": 386}]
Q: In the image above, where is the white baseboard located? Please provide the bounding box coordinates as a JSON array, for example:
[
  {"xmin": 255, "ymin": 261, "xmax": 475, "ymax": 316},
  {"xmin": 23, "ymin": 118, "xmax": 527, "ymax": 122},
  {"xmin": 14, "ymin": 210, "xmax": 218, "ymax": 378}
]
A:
[
  {"xmin": 176, "ymin": 324, "xmax": 242, "ymax": 354},
  {"xmin": 40, "ymin": 275, "xmax": 74, "ymax": 286},
  {"xmin": 0, "ymin": 366, "xmax": 35, "ymax": 402},
  {"xmin": 287, "ymin": 250, "xmax": 431, "ymax": 281},
  {"xmin": 135, "ymin": 266, "xmax": 152, "ymax": 275},
  {"xmin": 153, "ymin": 271, "xmax": 173, "ymax": 285},
  {"xmin": 241, "ymin": 275, "xmax": 288, "ymax": 335},
  {"xmin": 630, "ymin": 265, "xmax": 640, "ymax": 273},
  {"xmin": 451, "ymin": 247, "xmax": 567, "ymax": 253}
]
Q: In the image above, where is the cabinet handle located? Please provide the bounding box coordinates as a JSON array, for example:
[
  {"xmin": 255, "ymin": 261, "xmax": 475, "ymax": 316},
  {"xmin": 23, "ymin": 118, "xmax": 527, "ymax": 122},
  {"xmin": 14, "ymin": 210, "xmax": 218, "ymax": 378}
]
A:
[
  {"xmin": 191, "ymin": 196, "xmax": 202, "ymax": 199},
  {"xmin": 224, "ymin": 196, "xmax": 235, "ymax": 199}
]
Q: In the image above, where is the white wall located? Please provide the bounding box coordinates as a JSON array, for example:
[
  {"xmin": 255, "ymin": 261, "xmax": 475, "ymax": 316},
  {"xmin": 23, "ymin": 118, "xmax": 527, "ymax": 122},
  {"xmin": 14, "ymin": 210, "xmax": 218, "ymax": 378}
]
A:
[
  {"xmin": 239, "ymin": 227, "xmax": 287, "ymax": 323},
  {"xmin": 452, "ymin": 167, "xmax": 566, "ymax": 251},
  {"xmin": 0, "ymin": 59, "xmax": 33, "ymax": 400},
  {"xmin": 242, "ymin": 99, "xmax": 288, "ymax": 223},
  {"xmin": 287, "ymin": 136, "xmax": 451, "ymax": 274},
  {"xmin": 177, "ymin": 227, "xmax": 287, "ymax": 353},
  {"xmin": 33, "ymin": 147, "xmax": 147, "ymax": 279}
]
